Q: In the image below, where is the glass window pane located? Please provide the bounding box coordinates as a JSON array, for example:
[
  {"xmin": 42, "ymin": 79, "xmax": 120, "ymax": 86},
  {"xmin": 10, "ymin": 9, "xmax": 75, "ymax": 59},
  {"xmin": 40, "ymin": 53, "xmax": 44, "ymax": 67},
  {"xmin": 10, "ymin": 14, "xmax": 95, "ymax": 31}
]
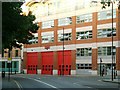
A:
[
  {"xmin": 98, "ymin": 9, "xmax": 116, "ymax": 20},
  {"xmin": 42, "ymin": 20, "xmax": 54, "ymax": 29},
  {"xmin": 58, "ymin": 17, "xmax": 72, "ymax": 26},
  {"xmin": 76, "ymin": 13, "xmax": 92, "ymax": 24},
  {"xmin": 42, "ymin": 32, "xmax": 54, "ymax": 43},
  {"xmin": 107, "ymin": 47, "xmax": 111, "ymax": 55}
]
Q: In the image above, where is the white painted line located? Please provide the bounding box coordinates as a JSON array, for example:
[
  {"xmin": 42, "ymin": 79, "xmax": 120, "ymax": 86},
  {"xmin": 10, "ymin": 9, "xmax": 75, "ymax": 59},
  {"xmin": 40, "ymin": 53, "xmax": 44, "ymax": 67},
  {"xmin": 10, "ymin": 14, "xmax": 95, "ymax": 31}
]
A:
[
  {"xmin": 18, "ymin": 76, "xmax": 60, "ymax": 90},
  {"xmin": 13, "ymin": 79, "xmax": 23, "ymax": 90},
  {"xmin": 33, "ymin": 79, "xmax": 57, "ymax": 88}
]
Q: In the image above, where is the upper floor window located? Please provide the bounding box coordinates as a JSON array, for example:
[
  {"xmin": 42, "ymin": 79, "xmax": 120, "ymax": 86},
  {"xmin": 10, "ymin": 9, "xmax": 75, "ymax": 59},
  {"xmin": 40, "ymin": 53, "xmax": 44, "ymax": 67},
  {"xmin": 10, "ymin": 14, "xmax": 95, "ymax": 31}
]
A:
[
  {"xmin": 76, "ymin": 13, "xmax": 92, "ymax": 24},
  {"xmin": 58, "ymin": 17, "xmax": 72, "ymax": 26},
  {"xmin": 97, "ymin": 28, "xmax": 116, "ymax": 38},
  {"xmin": 28, "ymin": 33, "xmax": 38, "ymax": 44},
  {"xmin": 42, "ymin": 31, "xmax": 54, "ymax": 43},
  {"xmin": 42, "ymin": 20, "xmax": 54, "ymax": 29},
  {"xmin": 76, "ymin": 30, "xmax": 92, "ymax": 40},
  {"xmin": 76, "ymin": 48, "xmax": 92, "ymax": 57},
  {"xmin": 98, "ymin": 9, "xmax": 116, "ymax": 20},
  {"xmin": 15, "ymin": 50, "xmax": 18, "ymax": 57},
  {"xmin": 58, "ymin": 29, "xmax": 72, "ymax": 42}
]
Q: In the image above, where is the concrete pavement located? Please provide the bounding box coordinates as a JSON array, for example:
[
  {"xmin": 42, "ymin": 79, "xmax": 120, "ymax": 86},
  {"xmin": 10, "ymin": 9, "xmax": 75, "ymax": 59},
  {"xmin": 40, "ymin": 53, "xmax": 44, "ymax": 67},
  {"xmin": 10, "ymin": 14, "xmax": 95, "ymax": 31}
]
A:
[{"xmin": 101, "ymin": 75, "xmax": 120, "ymax": 84}]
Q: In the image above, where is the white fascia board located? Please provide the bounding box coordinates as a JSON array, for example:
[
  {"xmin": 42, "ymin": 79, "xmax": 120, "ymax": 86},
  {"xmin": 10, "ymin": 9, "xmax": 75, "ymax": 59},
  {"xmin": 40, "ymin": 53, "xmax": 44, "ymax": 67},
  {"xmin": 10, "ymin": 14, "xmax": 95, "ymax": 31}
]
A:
[
  {"xmin": 41, "ymin": 31, "xmax": 54, "ymax": 36},
  {"xmin": 24, "ymin": 47, "xmax": 41, "ymax": 52},
  {"xmin": 76, "ymin": 60, "xmax": 92, "ymax": 64},
  {"xmin": 23, "ymin": 41, "xmax": 120, "ymax": 52},
  {"xmin": 76, "ymin": 26, "xmax": 92, "ymax": 32},
  {"xmin": 58, "ymin": 29, "xmax": 72, "ymax": 34},
  {"xmin": 0, "ymin": 58, "xmax": 21, "ymax": 62},
  {"xmin": 97, "ymin": 23, "xmax": 116, "ymax": 29},
  {"xmin": 76, "ymin": 43, "xmax": 92, "ymax": 48},
  {"xmin": 97, "ymin": 41, "xmax": 118, "ymax": 47}
]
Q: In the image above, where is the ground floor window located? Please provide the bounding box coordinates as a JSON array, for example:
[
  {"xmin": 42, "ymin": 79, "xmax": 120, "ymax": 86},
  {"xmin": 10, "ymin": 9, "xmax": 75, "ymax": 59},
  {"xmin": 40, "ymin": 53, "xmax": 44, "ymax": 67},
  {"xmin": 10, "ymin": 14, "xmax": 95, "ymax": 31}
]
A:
[
  {"xmin": 98, "ymin": 46, "xmax": 116, "ymax": 56},
  {"xmin": 0, "ymin": 61, "xmax": 19, "ymax": 72},
  {"xmin": 76, "ymin": 64, "xmax": 92, "ymax": 69}
]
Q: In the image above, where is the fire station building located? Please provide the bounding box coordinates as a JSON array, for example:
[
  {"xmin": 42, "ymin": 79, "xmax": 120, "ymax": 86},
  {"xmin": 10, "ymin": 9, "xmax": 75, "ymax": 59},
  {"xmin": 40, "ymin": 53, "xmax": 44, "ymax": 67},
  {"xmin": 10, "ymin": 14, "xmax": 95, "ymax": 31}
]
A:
[{"xmin": 22, "ymin": 0, "xmax": 120, "ymax": 75}]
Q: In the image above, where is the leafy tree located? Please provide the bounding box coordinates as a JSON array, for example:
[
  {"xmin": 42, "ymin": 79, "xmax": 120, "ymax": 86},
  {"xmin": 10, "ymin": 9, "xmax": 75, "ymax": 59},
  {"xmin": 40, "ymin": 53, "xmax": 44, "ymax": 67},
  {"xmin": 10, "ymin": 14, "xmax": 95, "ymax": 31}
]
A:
[
  {"xmin": 2, "ymin": 2, "xmax": 38, "ymax": 53},
  {"xmin": 101, "ymin": 0, "xmax": 120, "ymax": 9}
]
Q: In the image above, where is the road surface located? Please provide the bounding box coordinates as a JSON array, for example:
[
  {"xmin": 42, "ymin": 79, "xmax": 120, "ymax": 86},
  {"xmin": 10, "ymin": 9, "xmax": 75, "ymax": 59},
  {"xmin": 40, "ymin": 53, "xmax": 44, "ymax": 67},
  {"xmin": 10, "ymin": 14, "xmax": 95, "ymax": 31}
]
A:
[{"xmin": 2, "ymin": 74, "xmax": 120, "ymax": 90}]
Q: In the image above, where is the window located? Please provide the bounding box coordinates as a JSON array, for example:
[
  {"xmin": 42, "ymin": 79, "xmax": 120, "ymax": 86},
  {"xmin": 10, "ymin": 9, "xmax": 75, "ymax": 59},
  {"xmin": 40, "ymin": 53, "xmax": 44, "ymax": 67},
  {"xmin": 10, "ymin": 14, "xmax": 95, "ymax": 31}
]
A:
[
  {"xmin": 76, "ymin": 64, "xmax": 92, "ymax": 69},
  {"xmin": 42, "ymin": 20, "xmax": 54, "ymax": 29},
  {"xmin": 76, "ymin": 48, "xmax": 92, "ymax": 57},
  {"xmin": 28, "ymin": 33, "xmax": 38, "ymax": 44},
  {"xmin": 76, "ymin": 13, "xmax": 92, "ymax": 24},
  {"xmin": 7, "ymin": 63, "xmax": 10, "ymax": 68},
  {"xmin": 90, "ymin": 1, "xmax": 98, "ymax": 7},
  {"xmin": 15, "ymin": 50, "xmax": 18, "ymax": 57},
  {"xmin": 58, "ymin": 33, "xmax": 72, "ymax": 42},
  {"xmin": 58, "ymin": 29, "xmax": 72, "ymax": 42},
  {"xmin": 42, "ymin": 31, "xmax": 54, "ymax": 43},
  {"xmin": 107, "ymin": 47, "xmax": 111, "ymax": 55},
  {"xmin": 58, "ymin": 17, "xmax": 72, "ymax": 26},
  {"xmin": 2, "ymin": 62, "xmax": 5, "ymax": 68},
  {"xmin": 29, "ymin": 37, "xmax": 38, "ymax": 44},
  {"xmin": 97, "ymin": 28, "xmax": 116, "ymax": 38},
  {"xmin": 14, "ymin": 61, "xmax": 17, "ymax": 68},
  {"xmin": 98, "ymin": 46, "xmax": 116, "ymax": 56},
  {"xmin": 98, "ymin": 9, "xmax": 116, "ymax": 20},
  {"xmin": 76, "ymin": 30, "xmax": 92, "ymax": 40}
]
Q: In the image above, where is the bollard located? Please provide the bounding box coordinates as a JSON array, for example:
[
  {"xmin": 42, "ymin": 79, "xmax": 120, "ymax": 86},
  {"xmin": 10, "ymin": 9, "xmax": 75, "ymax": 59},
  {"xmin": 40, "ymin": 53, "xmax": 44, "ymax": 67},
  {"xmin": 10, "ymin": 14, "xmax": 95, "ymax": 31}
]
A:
[
  {"xmin": 15, "ymin": 70, "xmax": 16, "ymax": 74},
  {"xmin": 2, "ymin": 71, "xmax": 5, "ymax": 78}
]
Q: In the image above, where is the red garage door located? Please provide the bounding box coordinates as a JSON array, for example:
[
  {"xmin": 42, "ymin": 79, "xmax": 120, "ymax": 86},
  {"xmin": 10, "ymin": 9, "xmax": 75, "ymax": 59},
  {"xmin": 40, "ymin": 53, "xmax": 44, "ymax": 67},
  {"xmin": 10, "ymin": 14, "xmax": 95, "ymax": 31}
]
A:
[
  {"xmin": 58, "ymin": 50, "xmax": 71, "ymax": 75},
  {"xmin": 27, "ymin": 52, "xmax": 38, "ymax": 74},
  {"xmin": 41, "ymin": 52, "xmax": 53, "ymax": 75}
]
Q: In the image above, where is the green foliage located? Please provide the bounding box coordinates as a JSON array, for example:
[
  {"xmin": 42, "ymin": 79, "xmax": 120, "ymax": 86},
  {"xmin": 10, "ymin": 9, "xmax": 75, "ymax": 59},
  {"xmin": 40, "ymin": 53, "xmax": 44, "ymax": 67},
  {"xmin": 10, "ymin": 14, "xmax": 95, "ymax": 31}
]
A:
[
  {"xmin": 2, "ymin": 2, "xmax": 38, "ymax": 49},
  {"xmin": 118, "ymin": 1, "xmax": 120, "ymax": 10},
  {"xmin": 101, "ymin": 0, "xmax": 111, "ymax": 9}
]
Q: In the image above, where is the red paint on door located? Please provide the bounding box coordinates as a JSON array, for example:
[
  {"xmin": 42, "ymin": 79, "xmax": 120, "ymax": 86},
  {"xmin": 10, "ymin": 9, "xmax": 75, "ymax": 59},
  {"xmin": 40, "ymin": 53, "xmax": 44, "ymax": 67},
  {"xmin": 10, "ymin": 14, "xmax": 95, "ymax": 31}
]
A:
[
  {"xmin": 41, "ymin": 52, "xmax": 53, "ymax": 75},
  {"xmin": 27, "ymin": 52, "xmax": 38, "ymax": 74},
  {"xmin": 58, "ymin": 50, "xmax": 71, "ymax": 75}
]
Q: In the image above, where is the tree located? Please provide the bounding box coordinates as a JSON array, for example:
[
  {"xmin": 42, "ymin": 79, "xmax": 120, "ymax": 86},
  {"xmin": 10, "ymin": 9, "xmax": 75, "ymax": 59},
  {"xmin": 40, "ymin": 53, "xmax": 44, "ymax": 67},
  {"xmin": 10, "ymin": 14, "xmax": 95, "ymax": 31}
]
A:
[{"xmin": 2, "ymin": 2, "xmax": 38, "ymax": 54}]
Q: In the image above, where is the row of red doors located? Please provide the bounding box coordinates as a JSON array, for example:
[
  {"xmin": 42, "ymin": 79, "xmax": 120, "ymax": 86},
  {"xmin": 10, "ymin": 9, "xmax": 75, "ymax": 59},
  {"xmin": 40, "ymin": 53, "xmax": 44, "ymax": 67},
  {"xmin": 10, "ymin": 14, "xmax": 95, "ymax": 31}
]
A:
[{"xmin": 27, "ymin": 50, "xmax": 72, "ymax": 75}]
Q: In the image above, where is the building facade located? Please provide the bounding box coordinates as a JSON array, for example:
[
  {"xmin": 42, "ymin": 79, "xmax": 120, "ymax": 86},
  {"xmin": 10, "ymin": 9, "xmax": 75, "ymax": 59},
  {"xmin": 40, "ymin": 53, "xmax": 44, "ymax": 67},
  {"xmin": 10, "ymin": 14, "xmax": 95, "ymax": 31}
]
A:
[
  {"xmin": 22, "ymin": 0, "xmax": 120, "ymax": 75},
  {"xmin": 0, "ymin": 48, "xmax": 22, "ymax": 73}
]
